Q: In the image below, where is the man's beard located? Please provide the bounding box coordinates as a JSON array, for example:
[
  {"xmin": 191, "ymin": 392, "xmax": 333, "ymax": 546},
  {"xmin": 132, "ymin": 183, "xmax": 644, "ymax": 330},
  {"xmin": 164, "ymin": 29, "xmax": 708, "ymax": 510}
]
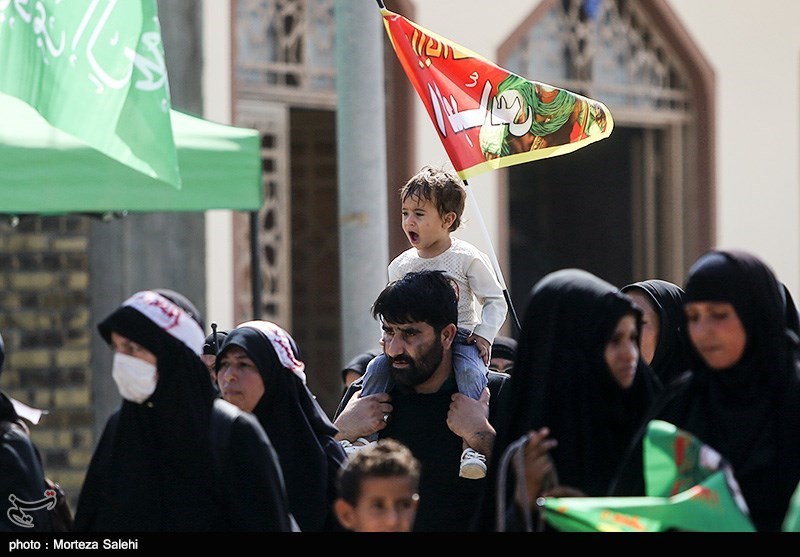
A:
[{"xmin": 387, "ymin": 337, "xmax": 444, "ymax": 388}]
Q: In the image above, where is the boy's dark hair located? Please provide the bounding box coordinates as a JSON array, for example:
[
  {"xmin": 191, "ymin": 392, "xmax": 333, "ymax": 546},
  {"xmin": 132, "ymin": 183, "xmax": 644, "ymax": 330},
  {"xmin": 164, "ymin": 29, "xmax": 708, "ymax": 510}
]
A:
[
  {"xmin": 371, "ymin": 270, "xmax": 458, "ymax": 333},
  {"xmin": 337, "ymin": 439, "xmax": 421, "ymax": 505},
  {"xmin": 401, "ymin": 165, "xmax": 466, "ymax": 232}
]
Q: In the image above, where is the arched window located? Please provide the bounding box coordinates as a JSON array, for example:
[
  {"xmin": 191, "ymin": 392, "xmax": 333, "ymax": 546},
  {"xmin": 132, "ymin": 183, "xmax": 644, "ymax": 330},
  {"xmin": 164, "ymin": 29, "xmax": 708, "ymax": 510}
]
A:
[{"xmin": 499, "ymin": 0, "xmax": 713, "ymax": 304}]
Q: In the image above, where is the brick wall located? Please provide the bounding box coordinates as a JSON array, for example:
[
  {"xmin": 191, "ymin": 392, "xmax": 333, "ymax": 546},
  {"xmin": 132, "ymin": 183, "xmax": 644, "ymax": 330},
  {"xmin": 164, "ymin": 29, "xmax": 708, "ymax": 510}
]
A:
[{"xmin": 0, "ymin": 215, "xmax": 92, "ymax": 511}]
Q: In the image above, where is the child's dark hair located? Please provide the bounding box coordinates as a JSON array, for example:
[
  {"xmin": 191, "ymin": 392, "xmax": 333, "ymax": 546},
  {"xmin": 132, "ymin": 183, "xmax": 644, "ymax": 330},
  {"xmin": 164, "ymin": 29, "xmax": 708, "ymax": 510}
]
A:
[
  {"xmin": 371, "ymin": 270, "xmax": 459, "ymax": 333},
  {"xmin": 337, "ymin": 439, "xmax": 421, "ymax": 505},
  {"xmin": 400, "ymin": 165, "xmax": 466, "ymax": 232}
]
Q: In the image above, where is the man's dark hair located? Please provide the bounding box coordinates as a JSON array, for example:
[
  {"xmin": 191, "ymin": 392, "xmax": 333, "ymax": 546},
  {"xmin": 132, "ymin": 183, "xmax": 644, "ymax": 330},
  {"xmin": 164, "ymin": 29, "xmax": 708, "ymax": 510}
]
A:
[{"xmin": 371, "ymin": 270, "xmax": 458, "ymax": 332}]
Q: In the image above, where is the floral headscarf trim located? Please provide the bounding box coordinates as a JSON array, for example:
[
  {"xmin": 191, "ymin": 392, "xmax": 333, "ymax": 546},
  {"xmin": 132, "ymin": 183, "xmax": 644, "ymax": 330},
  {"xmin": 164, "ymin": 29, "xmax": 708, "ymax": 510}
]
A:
[
  {"xmin": 123, "ymin": 290, "xmax": 205, "ymax": 355},
  {"xmin": 237, "ymin": 320, "xmax": 307, "ymax": 383}
]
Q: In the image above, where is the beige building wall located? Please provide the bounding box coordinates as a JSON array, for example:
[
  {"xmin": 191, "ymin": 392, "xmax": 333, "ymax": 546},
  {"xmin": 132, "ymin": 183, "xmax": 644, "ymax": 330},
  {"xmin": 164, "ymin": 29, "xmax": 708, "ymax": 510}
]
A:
[{"xmin": 668, "ymin": 0, "xmax": 800, "ymax": 295}]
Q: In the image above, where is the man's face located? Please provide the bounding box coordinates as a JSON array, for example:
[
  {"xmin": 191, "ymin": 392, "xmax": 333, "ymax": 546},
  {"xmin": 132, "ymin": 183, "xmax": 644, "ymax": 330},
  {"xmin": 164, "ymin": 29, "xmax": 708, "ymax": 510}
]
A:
[{"xmin": 380, "ymin": 320, "xmax": 444, "ymax": 388}]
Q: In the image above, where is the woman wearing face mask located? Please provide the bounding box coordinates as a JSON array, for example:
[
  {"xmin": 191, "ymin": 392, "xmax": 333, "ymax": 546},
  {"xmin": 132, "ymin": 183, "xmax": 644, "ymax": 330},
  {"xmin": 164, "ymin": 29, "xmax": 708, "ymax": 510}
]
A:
[{"xmin": 73, "ymin": 290, "xmax": 295, "ymax": 532}]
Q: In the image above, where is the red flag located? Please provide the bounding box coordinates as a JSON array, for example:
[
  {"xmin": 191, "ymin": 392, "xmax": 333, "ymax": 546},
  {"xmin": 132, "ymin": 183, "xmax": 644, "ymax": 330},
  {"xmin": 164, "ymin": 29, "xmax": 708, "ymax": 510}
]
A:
[{"xmin": 381, "ymin": 7, "xmax": 614, "ymax": 180}]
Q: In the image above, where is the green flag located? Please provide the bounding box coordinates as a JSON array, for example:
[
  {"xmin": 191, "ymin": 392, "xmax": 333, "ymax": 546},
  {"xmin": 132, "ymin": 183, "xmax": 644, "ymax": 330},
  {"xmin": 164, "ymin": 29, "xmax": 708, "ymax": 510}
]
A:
[
  {"xmin": 644, "ymin": 420, "xmax": 744, "ymax": 500},
  {"xmin": 782, "ymin": 480, "xmax": 800, "ymax": 531},
  {"xmin": 0, "ymin": 0, "xmax": 180, "ymax": 188},
  {"xmin": 538, "ymin": 421, "xmax": 757, "ymax": 532}
]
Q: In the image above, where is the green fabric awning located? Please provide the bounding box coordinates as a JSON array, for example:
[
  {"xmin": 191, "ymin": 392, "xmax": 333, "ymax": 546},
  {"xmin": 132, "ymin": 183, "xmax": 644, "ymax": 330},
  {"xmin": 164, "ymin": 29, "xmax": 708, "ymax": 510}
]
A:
[{"xmin": 0, "ymin": 93, "xmax": 263, "ymax": 215}]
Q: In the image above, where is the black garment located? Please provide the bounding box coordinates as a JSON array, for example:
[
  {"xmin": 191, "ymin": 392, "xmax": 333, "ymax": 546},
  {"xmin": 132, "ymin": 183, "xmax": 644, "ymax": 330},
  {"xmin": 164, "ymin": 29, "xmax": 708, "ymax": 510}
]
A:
[
  {"xmin": 203, "ymin": 330, "xmax": 229, "ymax": 356},
  {"xmin": 782, "ymin": 283, "xmax": 800, "ymax": 339},
  {"xmin": 75, "ymin": 401, "xmax": 293, "ymax": 532},
  {"xmin": 477, "ymin": 269, "xmax": 663, "ymax": 531},
  {"xmin": 656, "ymin": 249, "xmax": 800, "ymax": 532},
  {"xmin": 218, "ymin": 325, "xmax": 347, "ymax": 532},
  {"xmin": 341, "ymin": 350, "xmax": 380, "ymax": 385},
  {"xmin": 622, "ymin": 279, "xmax": 691, "ymax": 385},
  {"xmin": 0, "ymin": 392, "xmax": 53, "ymax": 532},
  {"xmin": 335, "ymin": 370, "xmax": 512, "ymax": 532},
  {"xmin": 74, "ymin": 293, "xmax": 293, "ymax": 532},
  {"xmin": 490, "ymin": 336, "xmax": 517, "ymax": 362}
]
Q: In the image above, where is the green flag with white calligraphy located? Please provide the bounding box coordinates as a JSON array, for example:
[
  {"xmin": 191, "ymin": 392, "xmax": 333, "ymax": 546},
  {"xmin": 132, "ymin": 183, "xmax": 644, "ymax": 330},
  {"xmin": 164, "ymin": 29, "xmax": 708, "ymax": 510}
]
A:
[{"xmin": 0, "ymin": 0, "xmax": 180, "ymax": 188}]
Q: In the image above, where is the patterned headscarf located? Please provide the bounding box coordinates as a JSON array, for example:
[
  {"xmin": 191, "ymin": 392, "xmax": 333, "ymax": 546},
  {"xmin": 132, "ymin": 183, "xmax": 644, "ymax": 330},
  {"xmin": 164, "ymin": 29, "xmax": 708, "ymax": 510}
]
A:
[
  {"xmin": 76, "ymin": 290, "xmax": 218, "ymax": 531},
  {"xmin": 218, "ymin": 321, "xmax": 346, "ymax": 532}
]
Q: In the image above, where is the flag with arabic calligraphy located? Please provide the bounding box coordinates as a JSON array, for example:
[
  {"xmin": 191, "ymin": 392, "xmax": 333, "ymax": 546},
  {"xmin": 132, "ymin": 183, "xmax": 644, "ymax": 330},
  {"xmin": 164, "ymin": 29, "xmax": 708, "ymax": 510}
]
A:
[
  {"xmin": 380, "ymin": 7, "xmax": 614, "ymax": 181},
  {"xmin": 0, "ymin": 0, "xmax": 180, "ymax": 188},
  {"xmin": 538, "ymin": 421, "xmax": 756, "ymax": 532}
]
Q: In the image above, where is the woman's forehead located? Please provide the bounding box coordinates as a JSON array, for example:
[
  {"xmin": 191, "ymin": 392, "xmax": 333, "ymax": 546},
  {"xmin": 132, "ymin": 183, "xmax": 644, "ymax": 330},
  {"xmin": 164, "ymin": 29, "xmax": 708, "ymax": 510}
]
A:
[
  {"xmin": 110, "ymin": 331, "xmax": 134, "ymax": 344},
  {"xmin": 684, "ymin": 301, "xmax": 736, "ymax": 311}
]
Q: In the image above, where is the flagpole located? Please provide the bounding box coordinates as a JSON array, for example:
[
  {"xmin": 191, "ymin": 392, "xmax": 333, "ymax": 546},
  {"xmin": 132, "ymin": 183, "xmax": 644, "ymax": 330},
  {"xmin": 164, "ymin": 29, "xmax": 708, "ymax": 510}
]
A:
[{"xmin": 464, "ymin": 180, "xmax": 522, "ymax": 334}]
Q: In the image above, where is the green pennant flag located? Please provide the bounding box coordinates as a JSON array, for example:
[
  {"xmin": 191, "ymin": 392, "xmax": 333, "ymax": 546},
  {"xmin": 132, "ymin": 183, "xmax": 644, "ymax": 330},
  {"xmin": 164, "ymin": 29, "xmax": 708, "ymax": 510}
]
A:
[
  {"xmin": 782, "ymin": 480, "xmax": 800, "ymax": 531},
  {"xmin": 538, "ymin": 421, "xmax": 757, "ymax": 532},
  {"xmin": 0, "ymin": 0, "xmax": 180, "ymax": 188}
]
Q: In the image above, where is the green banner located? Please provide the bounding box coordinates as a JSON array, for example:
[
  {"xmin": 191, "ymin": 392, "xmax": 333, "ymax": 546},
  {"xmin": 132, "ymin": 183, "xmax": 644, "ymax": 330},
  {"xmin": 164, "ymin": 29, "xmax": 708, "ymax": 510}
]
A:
[
  {"xmin": 0, "ymin": 0, "xmax": 180, "ymax": 188},
  {"xmin": 539, "ymin": 421, "xmax": 757, "ymax": 532},
  {"xmin": 783, "ymin": 481, "xmax": 800, "ymax": 532},
  {"xmin": 0, "ymin": 93, "xmax": 263, "ymax": 214}
]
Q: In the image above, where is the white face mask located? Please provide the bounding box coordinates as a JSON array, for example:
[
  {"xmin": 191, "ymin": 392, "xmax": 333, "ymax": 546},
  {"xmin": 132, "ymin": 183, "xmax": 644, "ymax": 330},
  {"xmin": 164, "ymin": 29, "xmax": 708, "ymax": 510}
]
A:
[{"xmin": 112, "ymin": 352, "xmax": 158, "ymax": 404}]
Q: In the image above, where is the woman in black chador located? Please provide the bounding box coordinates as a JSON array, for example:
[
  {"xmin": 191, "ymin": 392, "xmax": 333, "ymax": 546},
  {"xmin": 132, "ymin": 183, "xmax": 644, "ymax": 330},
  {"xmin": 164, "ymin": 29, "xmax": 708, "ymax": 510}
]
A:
[
  {"xmin": 656, "ymin": 249, "xmax": 800, "ymax": 532},
  {"xmin": 478, "ymin": 269, "xmax": 662, "ymax": 531},
  {"xmin": 216, "ymin": 320, "xmax": 347, "ymax": 532},
  {"xmin": 74, "ymin": 290, "xmax": 294, "ymax": 532}
]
